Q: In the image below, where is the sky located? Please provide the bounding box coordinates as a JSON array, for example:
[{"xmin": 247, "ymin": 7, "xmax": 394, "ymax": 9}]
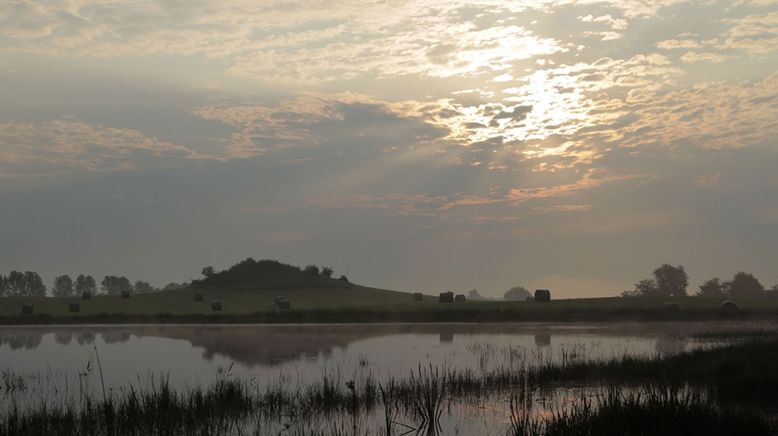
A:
[{"xmin": 1, "ymin": 0, "xmax": 777, "ymax": 298}]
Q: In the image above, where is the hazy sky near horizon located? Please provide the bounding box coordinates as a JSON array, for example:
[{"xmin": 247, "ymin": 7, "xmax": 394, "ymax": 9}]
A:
[{"xmin": 1, "ymin": 0, "xmax": 778, "ymax": 298}]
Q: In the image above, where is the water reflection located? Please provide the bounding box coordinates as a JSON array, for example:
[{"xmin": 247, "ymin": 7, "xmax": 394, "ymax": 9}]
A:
[
  {"xmin": 0, "ymin": 331, "xmax": 42, "ymax": 350},
  {"xmin": 655, "ymin": 336, "xmax": 687, "ymax": 355},
  {"xmin": 0, "ymin": 322, "xmax": 767, "ymax": 371},
  {"xmin": 54, "ymin": 332, "xmax": 73, "ymax": 346},
  {"xmin": 534, "ymin": 332, "xmax": 551, "ymax": 347},
  {"xmin": 76, "ymin": 331, "xmax": 95, "ymax": 345}
]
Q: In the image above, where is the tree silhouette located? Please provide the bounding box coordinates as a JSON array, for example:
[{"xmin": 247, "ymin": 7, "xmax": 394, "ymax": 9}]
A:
[
  {"xmin": 652, "ymin": 264, "xmax": 688, "ymax": 297},
  {"xmin": 321, "ymin": 266, "xmax": 334, "ymax": 277},
  {"xmin": 134, "ymin": 280, "xmax": 154, "ymax": 293},
  {"xmin": 504, "ymin": 286, "xmax": 530, "ymax": 301},
  {"xmin": 468, "ymin": 289, "xmax": 487, "ymax": 300},
  {"xmin": 0, "ymin": 274, "xmax": 6, "ymax": 297},
  {"xmin": 75, "ymin": 274, "xmax": 97, "ymax": 295},
  {"xmin": 632, "ymin": 279, "xmax": 659, "ymax": 297},
  {"xmin": 727, "ymin": 272, "xmax": 764, "ymax": 298},
  {"xmin": 163, "ymin": 282, "xmax": 186, "ymax": 291},
  {"xmin": 101, "ymin": 275, "xmax": 132, "ymax": 295},
  {"xmin": 201, "ymin": 266, "xmax": 215, "ymax": 278},
  {"xmin": 6, "ymin": 271, "xmax": 25, "ymax": 296},
  {"xmin": 697, "ymin": 277, "xmax": 725, "ymax": 297},
  {"xmin": 52, "ymin": 275, "xmax": 75, "ymax": 297},
  {"xmin": 23, "ymin": 271, "xmax": 46, "ymax": 297}
]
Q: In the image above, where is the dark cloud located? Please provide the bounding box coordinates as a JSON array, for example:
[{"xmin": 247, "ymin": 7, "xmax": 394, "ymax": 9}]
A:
[{"xmin": 491, "ymin": 105, "xmax": 533, "ymax": 123}]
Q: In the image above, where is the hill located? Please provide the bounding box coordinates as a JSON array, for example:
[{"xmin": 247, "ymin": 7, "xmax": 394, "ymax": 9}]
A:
[
  {"xmin": 0, "ymin": 258, "xmax": 433, "ymax": 319},
  {"xmin": 194, "ymin": 258, "xmax": 352, "ymax": 290}
]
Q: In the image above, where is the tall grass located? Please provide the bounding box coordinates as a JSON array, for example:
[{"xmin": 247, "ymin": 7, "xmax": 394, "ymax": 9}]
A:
[
  {"xmin": 510, "ymin": 386, "xmax": 773, "ymax": 436},
  {"xmin": 407, "ymin": 365, "xmax": 446, "ymax": 435}
]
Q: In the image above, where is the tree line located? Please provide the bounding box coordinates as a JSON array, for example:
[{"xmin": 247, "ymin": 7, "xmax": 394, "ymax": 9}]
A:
[
  {"xmin": 622, "ymin": 264, "xmax": 778, "ymax": 298},
  {"xmin": 0, "ymin": 271, "xmax": 186, "ymax": 297}
]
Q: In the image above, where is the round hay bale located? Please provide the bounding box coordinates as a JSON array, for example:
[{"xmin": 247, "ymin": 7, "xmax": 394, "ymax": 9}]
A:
[
  {"xmin": 69, "ymin": 303, "xmax": 80, "ymax": 313},
  {"xmin": 534, "ymin": 289, "xmax": 551, "ymax": 302},
  {"xmin": 454, "ymin": 294, "xmax": 466, "ymax": 303},
  {"xmin": 719, "ymin": 300, "xmax": 740, "ymax": 316},
  {"xmin": 438, "ymin": 291, "xmax": 454, "ymax": 303}
]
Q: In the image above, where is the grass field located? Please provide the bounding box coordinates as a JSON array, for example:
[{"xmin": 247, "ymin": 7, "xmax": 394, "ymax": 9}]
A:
[
  {"xmin": 5, "ymin": 259, "xmax": 776, "ymax": 324},
  {"xmin": 2, "ymin": 283, "xmax": 778, "ymax": 324}
]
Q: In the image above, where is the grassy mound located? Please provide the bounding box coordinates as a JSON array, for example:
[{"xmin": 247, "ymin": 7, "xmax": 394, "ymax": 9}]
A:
[{"xmin": 195, "ymin": 258, "xmax": 350, "ymax": 290}]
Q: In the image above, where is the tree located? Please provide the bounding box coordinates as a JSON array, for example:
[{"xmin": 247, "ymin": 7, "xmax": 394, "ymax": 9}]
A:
[
  {"xmin": 504, "ymin": 286, "xmax": 531, "ymax": 301},
  {"xmin": 6, "ymin": 271, "xmax": 25, "ymax": 296},
  {"xmin": 52, "ymin": 275, "xmax": 75, "ymax": 297},
  {"xmin": 652, "ymin": 264, "xmax": 688, "ymax": 297},
  {"xmin": 304, "ymin": 265, "xmax": 320, "ymax": 275},
  {"xmin": 75, "ymin": 274, "xmax": 97, "ymax": 295},
  {"xmin": 101, "ymin": 275, "xmax": 132, "ymax": 295},
  {"xmin": 728, "ymin": 272, "xmax": 764, "ymax": 298},
  {"xmin": 468, "ymin": 289, "xmax": 488, "ymax": 300},
  {"xmin": 163, "ymin": 282, "xmax": 186, "ymax": 291},
  {"xmin": 321, "ymin": 267, "xmax": 334, "ymax": 278},
  {"xmin": 134, "ymin": 281, "xmax": 154, "ymax": 293},
  {"xmin": 697, "ymin": 278, "xmax": 725, "ymax": 298},
  {"xmin": 632, "ymin": 279, "xmax": 659, "ymax": 297},
  {"xmin": 201, "ymin": 266, "xmax": 215, "ymax": 278},
  {"xmin": 0, "ymin": 274, "xmax": 6, "ymax": 297},
  {"xmin": 23, "ymin": 271, "xmax": 46, "ymax": 297}
]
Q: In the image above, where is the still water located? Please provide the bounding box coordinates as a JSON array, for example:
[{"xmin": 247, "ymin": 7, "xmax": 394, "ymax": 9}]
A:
[
  {"xmin": 0, "ymin": 322, "xmax": 756, "ymax": 390},
  {"xmin": 0, "ymin": 322, "xmax": 770, "ymax": 434}
]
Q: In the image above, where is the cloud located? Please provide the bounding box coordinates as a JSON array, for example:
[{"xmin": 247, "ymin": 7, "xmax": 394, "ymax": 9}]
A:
[
  {"xmin": 694, "ymin": 172, "xmax": 721, "ymax": 188},
  {"xmin": 724, "ymin": 11, "xmax": 778, "ymax": 55},
  {"xmin": 533, "ymin": 204, "xmax": 595, "ymax": 212},
  {"xmin": 194, "ymin": 94, "xmax": 449, "ymax": 158},
  {"xmin": 0, "ymin": 119, "xmax": 209, "ymax": 176},
  {"xmin": 0, "ymin": 0, "xmax": 696, "ymax": 87},
  {"xmin": 680, "ymin": 51, "xmax": 732, "ymax": 64},
  {"xmin": 309, "ymin": 169, "xmax": 650, "ymax": 219},
  {"xmin": 0, "ymin": 1, "xmax": 566, "ymax": 84},
  {"xmin": 656, "ymin": 39, "xmax": 702, "ymax": 50},
  {"xmin": 506, "ymin": 170, "xmax": 649, "ymax": 202},
  {"xmin": 491, "ymin": 105, "xmax": 533, "ymax": 122}
]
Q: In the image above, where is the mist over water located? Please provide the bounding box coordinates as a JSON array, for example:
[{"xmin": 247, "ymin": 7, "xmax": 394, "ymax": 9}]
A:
[{"xmin": 0, "ymin": 322, "xmax": 752, "ymax": 393}]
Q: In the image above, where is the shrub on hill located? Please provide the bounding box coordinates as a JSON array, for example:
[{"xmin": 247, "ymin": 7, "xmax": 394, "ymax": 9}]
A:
[{"xmin": 196, "ymin": 258, "xmax": 344, "ymax": 289}]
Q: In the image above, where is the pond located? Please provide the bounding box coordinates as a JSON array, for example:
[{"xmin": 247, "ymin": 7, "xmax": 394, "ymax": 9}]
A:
[{"xmin": 0, "ymin": 322, "xmax": 773, "ymax": 435}]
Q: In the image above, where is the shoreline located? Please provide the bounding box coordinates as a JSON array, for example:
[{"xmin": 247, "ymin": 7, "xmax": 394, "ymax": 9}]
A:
[{"xmin": 0, "ymin": 307, "xmax": 764, "ymax": 326}]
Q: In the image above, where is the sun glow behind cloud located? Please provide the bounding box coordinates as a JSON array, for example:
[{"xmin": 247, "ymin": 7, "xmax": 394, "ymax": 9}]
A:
[{"xmin": 0, "ymin": 0, "xmax": 777, "ymax": 295}]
